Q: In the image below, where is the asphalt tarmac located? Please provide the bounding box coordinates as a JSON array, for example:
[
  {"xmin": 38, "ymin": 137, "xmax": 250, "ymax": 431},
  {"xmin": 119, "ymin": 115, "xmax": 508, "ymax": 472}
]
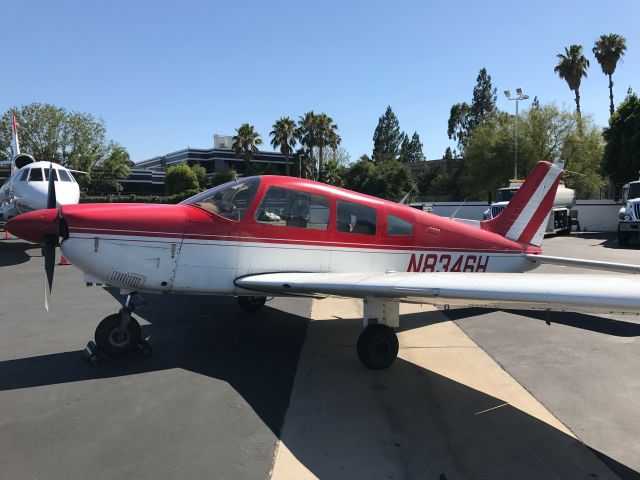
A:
[{"xmin": 0, "ymin": 233, "xmax": 639, "ymax": 479}]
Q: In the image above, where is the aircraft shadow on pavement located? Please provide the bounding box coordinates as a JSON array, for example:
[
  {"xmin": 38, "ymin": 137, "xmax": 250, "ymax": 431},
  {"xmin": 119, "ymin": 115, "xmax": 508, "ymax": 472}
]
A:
[
  {"xmin": 0, "ymin": 239, "xmax": 36, "ymax": 267},
  {"xmin": 443, "ymin": 307, "xmax": 640, "ymax": 337},
  {"xmin": 0, "ymin": 294, "xmax": 638, "ymax": 479}
]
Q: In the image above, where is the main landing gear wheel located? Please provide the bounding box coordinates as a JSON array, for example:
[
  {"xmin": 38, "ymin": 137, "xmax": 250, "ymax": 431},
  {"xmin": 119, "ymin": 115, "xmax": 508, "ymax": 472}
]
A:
[
  {"xmin": 95, "ymin": 313, "xmax": 141, "ymax": 356},
  {"xmin": 357, "ymin": 324, "xmax": 399, "ymax": 370},
  {"xmin": 237, "ymin": 296, "xmax": 267, "ymax": 312}
]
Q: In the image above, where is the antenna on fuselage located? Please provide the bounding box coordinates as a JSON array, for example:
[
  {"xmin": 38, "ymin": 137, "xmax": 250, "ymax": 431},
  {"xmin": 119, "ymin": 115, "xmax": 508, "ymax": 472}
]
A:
[
  {"xmin": 449, "ymin": 197, "xmax": 468, "ymax": 219},
  {"xmin": 399, "ymin": 185, "xmax": 416, "ymax": 205}
]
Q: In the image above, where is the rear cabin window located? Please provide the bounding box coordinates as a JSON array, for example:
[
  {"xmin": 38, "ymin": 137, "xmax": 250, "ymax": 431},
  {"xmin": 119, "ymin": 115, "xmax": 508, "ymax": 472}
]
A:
[
  {"xmin": 337, "ymin": 200, "xmax": 377, "ymax": 235},
  {"xmin": 19, "ymin": 169, "xmax": 29, "ymax": 181},
  {"xmin": 256, "ymin": 186, "xmax": 329, "ymax": 230},
  {"xmin": 387, "ymin": 214, "xmax": 413, "ymax": 236},
  {"xmin": 28, "ymin": 168, "xmax": 43, "ymax": 181}
]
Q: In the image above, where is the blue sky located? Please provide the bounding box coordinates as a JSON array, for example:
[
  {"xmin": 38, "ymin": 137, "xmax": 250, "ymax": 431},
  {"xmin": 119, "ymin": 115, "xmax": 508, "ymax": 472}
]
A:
[{"xmin": 3, "ymin": 0, "xmax": 639, "ymax": 163}]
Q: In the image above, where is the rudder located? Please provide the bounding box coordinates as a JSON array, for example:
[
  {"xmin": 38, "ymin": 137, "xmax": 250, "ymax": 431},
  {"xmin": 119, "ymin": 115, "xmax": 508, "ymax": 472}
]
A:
[{"xmin": 481, "ymin": 161, "xmax": 563, "ymax": 246}]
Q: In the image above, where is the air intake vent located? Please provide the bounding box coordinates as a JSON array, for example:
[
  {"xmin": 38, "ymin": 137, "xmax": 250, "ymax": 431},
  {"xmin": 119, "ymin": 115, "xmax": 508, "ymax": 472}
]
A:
[
  {"xmin": 491, "ymin": 205, "xmax": 506, "ymax": 218},
  {"xmin": 108, "ymin": 270, "xmax": 145, "ymax": 290},
  {"xmin": 634, "ymin": 203, "xmax": 640, "ymax": 221}
]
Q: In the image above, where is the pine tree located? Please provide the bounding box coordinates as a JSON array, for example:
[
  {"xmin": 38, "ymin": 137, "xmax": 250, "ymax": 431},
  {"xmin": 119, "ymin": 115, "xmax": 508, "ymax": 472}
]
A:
[
  {"xmin": 399, "ymin": 131, "xmax": 425, "ymax": 163},
  {"xmin": 447, "ymin": 68, "xmax": 497, "ymax": 152},
  {"xmin": 372, "ymin": 106, "xmax": 403, "ymax": 163},
  {"xmin": 469, "ymin": 68, "xmax": 497, "ymax": 129}
]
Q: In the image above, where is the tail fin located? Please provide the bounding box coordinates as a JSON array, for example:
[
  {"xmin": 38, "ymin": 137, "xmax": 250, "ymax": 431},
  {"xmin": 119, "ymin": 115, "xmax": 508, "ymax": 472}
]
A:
[
  {"xmin": 11, "ymin": 113, "xmax": 20, "ymax": 157},
  {"xmin": 482, "ymin": 161, "xmax": 563, "ymax": 247}
]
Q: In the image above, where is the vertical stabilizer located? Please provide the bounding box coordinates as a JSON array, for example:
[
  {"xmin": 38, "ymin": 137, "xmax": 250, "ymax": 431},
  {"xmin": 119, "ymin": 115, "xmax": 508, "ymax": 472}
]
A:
[{"xmin": 481, "ymin": 161, "xmax": 563, "ymax": 247}]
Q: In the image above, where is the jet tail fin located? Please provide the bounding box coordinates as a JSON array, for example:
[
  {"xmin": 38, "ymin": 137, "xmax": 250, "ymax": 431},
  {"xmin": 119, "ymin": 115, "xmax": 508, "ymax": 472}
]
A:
[{"xmin": 481, "ymin": 161, "xmax": 563, "ymax": 247}]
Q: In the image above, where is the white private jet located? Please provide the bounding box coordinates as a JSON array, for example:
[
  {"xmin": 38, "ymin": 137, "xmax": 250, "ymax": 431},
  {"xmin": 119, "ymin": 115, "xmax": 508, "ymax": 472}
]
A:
[{"xmin": 0, "ymin": 113, "xmax": 80, "ymax": 225}]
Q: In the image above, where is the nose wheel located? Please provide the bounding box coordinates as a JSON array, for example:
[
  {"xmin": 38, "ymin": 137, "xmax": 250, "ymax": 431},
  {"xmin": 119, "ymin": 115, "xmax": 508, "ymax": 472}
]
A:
[{"xmin": 84, "ymin": 293, "xmax": 152, "ymax": 364}]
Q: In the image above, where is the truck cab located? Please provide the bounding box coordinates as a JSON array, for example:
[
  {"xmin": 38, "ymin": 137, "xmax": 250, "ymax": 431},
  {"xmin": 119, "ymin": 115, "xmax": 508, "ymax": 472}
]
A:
[{"xmin": 617, "ymin": 181, "xmax": 640, "ymax": 246}]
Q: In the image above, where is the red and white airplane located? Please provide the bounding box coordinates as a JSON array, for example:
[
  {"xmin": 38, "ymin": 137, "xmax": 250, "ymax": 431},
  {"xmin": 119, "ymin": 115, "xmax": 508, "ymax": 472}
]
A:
[{"xmin": 6, "ymin": 161, "xmax": 640, "ymax": 368}]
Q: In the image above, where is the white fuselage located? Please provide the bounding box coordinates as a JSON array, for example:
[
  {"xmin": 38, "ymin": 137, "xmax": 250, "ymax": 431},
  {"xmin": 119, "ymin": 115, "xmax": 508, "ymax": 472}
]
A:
[
  {"xmin": 0, "ymin": 161, "xmax": 80, "ymax": 220},
  {"xmin": 62, "ymin": 232, "xmax": 535, "ymax": 296}
]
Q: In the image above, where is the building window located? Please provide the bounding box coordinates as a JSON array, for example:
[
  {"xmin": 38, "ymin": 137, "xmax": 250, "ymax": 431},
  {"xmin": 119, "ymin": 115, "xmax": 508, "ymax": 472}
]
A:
[
  {"xmin": 256, "ymin": 186, "xmax": 329, "ymax": 230},
  {"xmin": 387, "ymin": 214, "xmax": 413, "ymax": 236},
  {"xmin": 337, "ymin": 200, "xmax": 376, "ymax": 235}
]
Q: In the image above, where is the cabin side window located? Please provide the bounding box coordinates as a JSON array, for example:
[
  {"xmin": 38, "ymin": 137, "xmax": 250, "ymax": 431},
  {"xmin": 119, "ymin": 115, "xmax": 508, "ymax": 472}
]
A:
[
  {"xmin": 387, "ymin": 214, "xmax": 413, "ymax": 236},
  {"xmin": 19, "ymin": 169, "xmax": 29, "ymax": 181},
  {"xmin": 255, "ymin": 186, "xmax": 330, "ymax": 230},
  {"xmin": 337, "ymin": 200, "xmax": 377, "ymax": 235}
]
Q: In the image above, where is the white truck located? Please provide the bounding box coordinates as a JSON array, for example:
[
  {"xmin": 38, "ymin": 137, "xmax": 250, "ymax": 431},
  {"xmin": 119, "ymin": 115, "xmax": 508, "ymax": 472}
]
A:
[
  {"xmin": 617, "ymin": 180, "xmax": 640, "ymax": 246},
  {"xmin": 483, "ymin": 180, "xmax": 577, "ymax": 235}
]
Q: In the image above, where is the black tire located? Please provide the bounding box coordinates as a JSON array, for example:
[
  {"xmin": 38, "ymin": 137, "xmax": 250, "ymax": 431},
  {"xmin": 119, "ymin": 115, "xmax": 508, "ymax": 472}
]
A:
[
  {"xmin": 618, "ymin": 228, "xmax": 630, "ymax": 247},
  {"xmin": 237, "ymin": 296, "xmax": 267, "ymax": 312},
  {"xmin": 356, "ymin": 324, "xmax": 399, "ymax": 370},
  {"xmin": 95, "ymin": 313, "xmax": 141, "ymax": 356}
]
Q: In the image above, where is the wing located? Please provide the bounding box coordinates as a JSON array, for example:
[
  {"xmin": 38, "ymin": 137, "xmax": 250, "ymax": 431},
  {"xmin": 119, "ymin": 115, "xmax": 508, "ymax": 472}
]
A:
[{"xmin": 236, "ymin": 272, "xmax": 640, "ymax": 315}]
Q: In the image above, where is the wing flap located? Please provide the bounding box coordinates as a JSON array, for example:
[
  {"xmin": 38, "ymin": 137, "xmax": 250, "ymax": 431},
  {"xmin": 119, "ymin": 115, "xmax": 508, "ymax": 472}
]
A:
[{"xmin": 236, "ymin": 272, "xmax": 640, "ymax": 315}]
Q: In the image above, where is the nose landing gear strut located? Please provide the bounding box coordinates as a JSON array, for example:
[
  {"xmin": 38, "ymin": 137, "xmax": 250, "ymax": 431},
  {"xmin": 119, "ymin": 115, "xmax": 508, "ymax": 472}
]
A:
[{"xmin": 83, "ymin": 292, "xmax": 152, "ymax": 364}]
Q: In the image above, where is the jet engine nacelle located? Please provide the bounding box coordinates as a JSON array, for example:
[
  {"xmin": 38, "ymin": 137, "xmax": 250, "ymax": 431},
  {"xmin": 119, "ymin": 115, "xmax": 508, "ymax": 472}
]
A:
[{"xmin": 14, "ymin": 153, "xmax": 36, "ymax": 169}]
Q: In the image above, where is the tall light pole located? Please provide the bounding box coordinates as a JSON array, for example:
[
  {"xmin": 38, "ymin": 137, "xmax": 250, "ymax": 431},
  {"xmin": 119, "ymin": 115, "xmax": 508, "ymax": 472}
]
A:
[{"xmin": 504, "ymin": 88, "xmax": 529, "ymax": 179}]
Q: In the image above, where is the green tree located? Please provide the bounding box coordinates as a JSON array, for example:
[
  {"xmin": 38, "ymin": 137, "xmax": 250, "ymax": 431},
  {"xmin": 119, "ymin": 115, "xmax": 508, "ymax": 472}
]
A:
[
  {"xmin": 211, "ymin": 168, "xmax": 237, "ymax": 187},
  {"xmin": 315, "ymin": 113, "xmax": 340, "ymax": 177},
  {"xmin": 232, "ymin": 123, "xmax": 262, "ymax": 173},
  {"xmin": 592, "ymin": 34, "xmax": 627, "ymax": 116},
  {"xmin": 343, "ymin": 155, "xmax": 415, "ymax": 200},
  {"xmin": 463, "ymin": 104, "xmax": 604, "ymax": 199},
  {"xmin": 189, "ymin": 163, "xmax": 208, "ymax": 189},
  {"xmin": 560, "ymin": 117, "xmax": 605, "ymax": 198},
  {"xmin": 447, "ymin": 68, "xmax": 497, "ymax": 152},
  {"xmin": 270, "ymin": 117, "xmax": 297, "ymax": 176},
  {"xmin": 554, "ymin": 44, "xmax": 590, "ymax": 116},
  {"xmin": 165, "ymin": 164, "xmax": 199, "ymax": 195},
  {"xmin": 399, "ymin": 131, "xmax": 425, "ymax": 163},
  {"xmin": 603, "ymin": 93, "xmax": 640, "ymax": 184},
  {"xmin": 372, "ymin": 106, "xmax": 403, "ymax": 163},
  {"xmin": 0, "ymin": 103, "xmax": 126, "ymax": 180},
  {"xmin": 83, "ymin": 142, "xmax": 132, "ymax": 195},
  {"xmin": 296, "ymin": 112, "xmax": 318, "ymax": 178}
]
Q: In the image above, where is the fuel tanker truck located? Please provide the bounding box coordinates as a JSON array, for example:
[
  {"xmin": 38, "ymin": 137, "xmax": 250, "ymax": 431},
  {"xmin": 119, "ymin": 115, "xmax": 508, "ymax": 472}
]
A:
[{"xmin": 482, "ymin": 179, "xmax": 577, "ymax": 235}]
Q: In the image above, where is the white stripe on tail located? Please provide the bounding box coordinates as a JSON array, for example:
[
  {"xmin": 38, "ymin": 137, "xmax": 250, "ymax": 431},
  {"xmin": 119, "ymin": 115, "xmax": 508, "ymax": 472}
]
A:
[{"xmin": 481, "ymin": 161, "xmax": 564, "ymax": 247}]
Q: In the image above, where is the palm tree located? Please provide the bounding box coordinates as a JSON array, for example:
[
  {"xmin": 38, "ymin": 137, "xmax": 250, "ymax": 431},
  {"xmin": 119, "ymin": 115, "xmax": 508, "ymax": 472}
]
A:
[
  {"xmin": 296, "ymin": 112, "xmax": 318, "ymax": 178},
  {"xmin": 270, "ymin": 117, "xmax": 297, "ymax": 176},
  {"xmin": 315, "ymin": 113, "xmax": 341, "ymax": 178},
  {"xmin": 232, "ymin": 123, "xmax": 262, "ymax": 174},
  {"xmin": 554, "ymin": 44, "xmax": 590, "ymax": 116},
  {"xmin": 592, "ymin": 34, "xmax": 627, "ymax": 115}
]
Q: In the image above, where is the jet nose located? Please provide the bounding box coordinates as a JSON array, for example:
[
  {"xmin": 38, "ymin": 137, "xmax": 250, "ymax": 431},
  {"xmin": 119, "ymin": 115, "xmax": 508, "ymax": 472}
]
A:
[{"xmin": 6, "ymin": 208, "xmax": 59, "ymax": 244}]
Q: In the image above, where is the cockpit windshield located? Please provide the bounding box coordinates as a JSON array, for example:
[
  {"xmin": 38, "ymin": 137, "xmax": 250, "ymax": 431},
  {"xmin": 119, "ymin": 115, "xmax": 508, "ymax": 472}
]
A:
[
  {"xmin": 496, "ymin": 188, "xmax": 518, "ymax": 202},
  {"xmin": 180, "ymin": 177, "xmax": 261, "ymax": 220}
]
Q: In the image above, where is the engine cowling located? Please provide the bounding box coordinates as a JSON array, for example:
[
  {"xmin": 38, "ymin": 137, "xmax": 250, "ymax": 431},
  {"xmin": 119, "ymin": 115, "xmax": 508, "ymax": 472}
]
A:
[{"xmin": 14, "ymin": 153, "xmax": 35, "ymax": 169}]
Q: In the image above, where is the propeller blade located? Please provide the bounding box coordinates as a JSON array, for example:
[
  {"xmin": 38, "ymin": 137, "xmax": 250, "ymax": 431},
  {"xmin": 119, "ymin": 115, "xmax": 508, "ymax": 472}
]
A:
[
  {"xmin": 47, "ymin": 163, "xmax": 56, "ymax": 209},
  {"xmin": 43, "ymin": 233, "xmax": 56, "ymax": 311}
]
